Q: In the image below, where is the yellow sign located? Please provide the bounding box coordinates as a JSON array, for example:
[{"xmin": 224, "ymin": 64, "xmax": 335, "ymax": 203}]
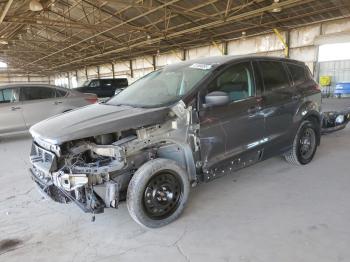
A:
[{"xmin": 319, "ymin": 75, "xmax": 331, "ymax": 86}]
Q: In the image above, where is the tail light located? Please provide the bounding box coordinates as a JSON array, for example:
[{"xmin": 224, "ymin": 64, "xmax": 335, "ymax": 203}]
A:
[
  {"xmin": 313, "ymin": 83, "xmax": 321, "ymax": 90},
  {"xmin": 85, "ymin": 97, "xmax": 98, "ymax": 104}
]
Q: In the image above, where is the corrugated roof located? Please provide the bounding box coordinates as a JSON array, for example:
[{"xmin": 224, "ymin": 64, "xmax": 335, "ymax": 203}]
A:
[{"xmin": 0, "ymin": 0, "xmax": 349, "ymax": 75}]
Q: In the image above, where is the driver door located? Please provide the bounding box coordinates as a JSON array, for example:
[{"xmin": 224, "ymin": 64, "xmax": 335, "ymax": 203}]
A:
[{"xmin": 198, "ymin": 61, "xmax": 265, "ymax": 175}]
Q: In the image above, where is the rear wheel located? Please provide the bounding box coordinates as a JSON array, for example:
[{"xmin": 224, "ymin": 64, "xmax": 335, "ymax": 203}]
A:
[
  {"xmin": 284, "ymin": 120, "xmax": 318, "ymax": 165},
  {"xmin": 127, "ymin": 158, "xmax": 190, "ymax": 228}
]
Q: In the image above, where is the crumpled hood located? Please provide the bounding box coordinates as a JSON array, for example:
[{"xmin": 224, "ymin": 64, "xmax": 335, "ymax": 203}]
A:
[{"xmin": 29, "ymin": 103, "xmax": 169, "ymax": 144}]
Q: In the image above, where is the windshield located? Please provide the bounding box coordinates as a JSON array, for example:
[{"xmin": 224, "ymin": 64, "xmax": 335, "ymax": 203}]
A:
[
  {"xmin": 82, "ymin": 80, "xmax": 91, "ymax": 87},
  {"xmin": 107, "ymin": 63, "xmax": 213, "ymax": 107}
]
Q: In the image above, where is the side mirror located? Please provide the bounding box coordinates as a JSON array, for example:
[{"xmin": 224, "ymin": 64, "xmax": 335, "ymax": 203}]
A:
[{"xmin": 204, "ymin": 91, "xmax": 230, "ymax": 108}]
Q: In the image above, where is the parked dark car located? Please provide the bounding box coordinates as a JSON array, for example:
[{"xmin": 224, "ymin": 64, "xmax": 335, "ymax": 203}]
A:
[
  {"xmin": 29, "ymin": 56, "xmax": 321, "ymax": 228},
  {"xmin": 75, "ymin": 78, "xmax": 128, "ymax": 98}
]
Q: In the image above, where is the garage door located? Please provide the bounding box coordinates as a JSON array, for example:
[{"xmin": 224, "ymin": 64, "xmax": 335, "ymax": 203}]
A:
[{"xmin": 318, "ymin": 60, "xmax": 350, "ymax": 92}]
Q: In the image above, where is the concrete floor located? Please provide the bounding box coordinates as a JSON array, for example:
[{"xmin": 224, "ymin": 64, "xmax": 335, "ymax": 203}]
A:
[{"xmin": 0, "ymin": 99, "xmax": 349, "ymax": 262}]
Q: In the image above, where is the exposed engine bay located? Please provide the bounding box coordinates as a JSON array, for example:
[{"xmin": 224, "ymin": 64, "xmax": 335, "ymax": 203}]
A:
[{"xmin": 30, "ymin": 101, "xmax": 199, "ymax": 215}]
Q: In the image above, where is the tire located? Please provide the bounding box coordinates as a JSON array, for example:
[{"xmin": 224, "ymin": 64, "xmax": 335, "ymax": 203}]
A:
[
  {"xmin": 284, "ymin": 120, "xmax": 318, "ymax": 165},
  {"xmin": 127, "ymin": 158, "xmax": 190, "ymax": 228}
]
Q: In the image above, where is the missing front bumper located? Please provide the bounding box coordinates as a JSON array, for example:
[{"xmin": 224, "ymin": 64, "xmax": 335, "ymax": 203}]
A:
[
  {"xmin": 321, "ymin": 110, "xmax": 350, "ymax": 134},
  {"xmin": 29, "ymin": 168, "xmax": 105, "ymax": 214}
]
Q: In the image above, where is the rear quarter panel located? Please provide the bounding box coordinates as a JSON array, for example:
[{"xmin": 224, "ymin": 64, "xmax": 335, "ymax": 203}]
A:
[
  {"xmin": 292, "ymin": 87, "xmax": 322, "ymax": 141},
  {"xmin": 62, "ymin": 92, "xmax": 90, "ymax": 110}
]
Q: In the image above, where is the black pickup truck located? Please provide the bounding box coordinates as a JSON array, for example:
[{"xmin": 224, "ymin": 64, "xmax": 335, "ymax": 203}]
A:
[{"xmin": 75, "ymin": 78, "xmax": 128, "ymax": 98}]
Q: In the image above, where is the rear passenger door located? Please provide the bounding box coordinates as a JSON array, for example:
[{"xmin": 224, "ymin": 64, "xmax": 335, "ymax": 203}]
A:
[
  {"xmin": 0, "ymin": 87, "xmax": 26, "ymax": 134},
  {"xmin": 256, "ymin": 60, "xmax": 298, "ymax": 154},
  {"xmin": 20, "ymin": 86, "xmax": 60, "ymax": 127}
]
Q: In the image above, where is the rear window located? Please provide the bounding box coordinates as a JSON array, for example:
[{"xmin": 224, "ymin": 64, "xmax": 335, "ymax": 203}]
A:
[
  {"xmin": 114, "ymin": 79, "xmax": 128, "ymax": 86},
  {"xmin": 287, "ymin": 63, "xmax": 306, "ymax": 85},
  {"xmin": 258, "ymin": 61, "xmax": 290, "ymax": 92},
  {"xmin": 21, "ymin": 86, "xmax": 56, "ymax": 101}
]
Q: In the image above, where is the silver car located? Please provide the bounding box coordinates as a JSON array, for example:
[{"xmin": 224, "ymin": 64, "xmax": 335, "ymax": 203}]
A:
[{"xmin": 0, "ymin": 83, "xmax": 97, "ymax": 135}]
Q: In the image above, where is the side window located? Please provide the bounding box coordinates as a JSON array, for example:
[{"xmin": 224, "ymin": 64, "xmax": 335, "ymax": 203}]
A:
[
  {"xmin": 208, "ymin": 62, "xmax": 255, "ymax": 102},
  {"xmin": 101, "ymin": 80, "xmax": 113, "ymax": 88},
  {"xmin": 0, "ymin": 88, "xmax": 17, "ymax": 103},
  {"xmin": 114, "ymin": 79, "xmax": 128, "ymax": 87},
  {"xmin": 89, "ymin": 80, "xmax": 100, "ymax": 88},
  {"xmin": 258, "ymin": 61, "xmax": 290, "ymax": 92},
  {"xmin": 287, "ymin": 63, "xmax": 306, "ymax": 85},
  {"xmin": 21, "ymin": 86, "xmax": 56, "ymax": 101}
]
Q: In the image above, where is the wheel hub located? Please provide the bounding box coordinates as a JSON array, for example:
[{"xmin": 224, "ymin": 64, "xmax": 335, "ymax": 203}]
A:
[
  {"xmin": 143, "ymin": 172, "xmax": 183, "ymax": 219},
  {"xmin": 299, "ymin": 127, "xmax": 316, "ymax": 159}
]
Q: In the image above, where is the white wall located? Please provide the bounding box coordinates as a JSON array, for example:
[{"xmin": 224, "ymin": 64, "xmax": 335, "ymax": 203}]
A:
[{"xmin": 0, "ymin": 73, "xmax": 50, "ymax": 84}]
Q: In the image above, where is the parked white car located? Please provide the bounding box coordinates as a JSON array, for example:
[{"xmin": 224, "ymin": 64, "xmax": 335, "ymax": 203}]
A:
[{"xmin": 0, "ymin": 83, "xmax": 97, "ymax": 135}]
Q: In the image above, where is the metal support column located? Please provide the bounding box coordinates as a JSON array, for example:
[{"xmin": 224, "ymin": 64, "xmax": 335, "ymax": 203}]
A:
[
  {"xmin": 67, "ymin": 72, "xmax": 70, "ymax": 89},
  {"xmin": 97, "ymin": 66, "xmax": 100, "ymax": 78},
  {"xmin": 223, "ymin": 41, "xmax": 228, "ymax": 55},
  {"xmin": 129, "ymin": 60, "xmax": 134, "ymax": 78},
  {"xmin": 273, "ymin": 28, "xmax": 289, "ymax": 58},
  {"xmin": 112, "ymin": 63, "xmax": 115, "ymax": 78},
  {"xmin": 152, "ymin": 55, "xmax": 156, "ymax": 70}
]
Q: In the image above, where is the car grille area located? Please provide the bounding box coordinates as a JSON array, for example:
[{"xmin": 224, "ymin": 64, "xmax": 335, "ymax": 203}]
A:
[{"xmin": 30, "ymin": 142, "xmax": 57, "ymax": 173}]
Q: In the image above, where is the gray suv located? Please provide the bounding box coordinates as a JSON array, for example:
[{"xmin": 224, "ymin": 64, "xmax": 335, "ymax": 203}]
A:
[{"xmin": 29, "ymin": 56, "xmax": 321, "ymax": 228}]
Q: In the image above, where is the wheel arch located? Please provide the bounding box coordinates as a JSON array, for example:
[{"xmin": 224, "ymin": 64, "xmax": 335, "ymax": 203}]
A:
[
  {"xmin": 295, "ymin": 100, "xmax": 321, "ymax": 145},
  {"xmin": 155, "ymin": 140, "xmax": 197, "ymax": 183},
  {"xmin": 302, "ymin": 112, "xmax": 321, "ymax": 145}
]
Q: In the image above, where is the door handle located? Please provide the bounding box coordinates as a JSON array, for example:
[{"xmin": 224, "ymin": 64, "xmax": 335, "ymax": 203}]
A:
[
  {"xmin": 11, "ymin": 106, "xmax": 21, "ymax": 111},
  {"xmin": 54, "ymin": 101, "xmax": 63, "ymax": 105}
]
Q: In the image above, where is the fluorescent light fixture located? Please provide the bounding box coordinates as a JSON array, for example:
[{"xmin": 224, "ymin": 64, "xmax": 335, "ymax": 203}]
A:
[
  {"xmin": 270, "ymin": 0, "xmax": 282, "ymax": 13},
  {"xmin": 0, "ymin": 61, "xmax": 7, "ymax": 68},
  {"xmin": 29, "ymin": 0, "xmax": 43, "ymax": 11}
]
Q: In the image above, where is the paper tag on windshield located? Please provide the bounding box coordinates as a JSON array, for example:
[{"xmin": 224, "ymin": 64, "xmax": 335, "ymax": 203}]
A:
[{"xmin": 189, "ymin": 63, "xmax": 212, "ymax": 70}]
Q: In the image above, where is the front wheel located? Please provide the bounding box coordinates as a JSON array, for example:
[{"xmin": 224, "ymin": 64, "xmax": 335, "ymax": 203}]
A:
[
  {"xmin": 284, "ymin": 120, "xmax": 318, "ymax": 165},
  {"xmin": 127, "ymin": 158, "xmax": 190, "ymax": 228}
]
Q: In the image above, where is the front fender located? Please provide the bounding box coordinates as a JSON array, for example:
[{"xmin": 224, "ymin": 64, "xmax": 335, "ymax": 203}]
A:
[{"xmin": 156, "ymin": 141, "xmax": 197, "ymax": 183}]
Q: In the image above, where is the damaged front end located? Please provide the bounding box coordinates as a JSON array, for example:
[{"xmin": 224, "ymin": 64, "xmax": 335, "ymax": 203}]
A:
[
  {"xmin": 321, "ymin": 109, "xmax": 350, "ymax": 134},
  {"xmin": 30, "ymin": 138, "xmax": 128, "ymax": 213},
  {"xmin": 29, "ymin": 101, "xmax": 199, "ymax": 215}
]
